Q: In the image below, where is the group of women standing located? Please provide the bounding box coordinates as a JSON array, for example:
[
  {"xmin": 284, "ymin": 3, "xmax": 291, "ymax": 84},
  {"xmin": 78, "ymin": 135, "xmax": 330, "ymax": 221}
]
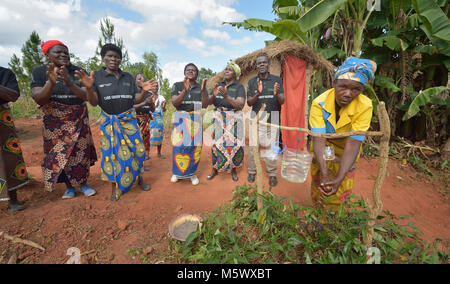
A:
[
  {"xmin": 169, "ymin": 62, "xmax": 245, "ymax": 185},
  {"xmin": 0, "ymin": 40, "xmax": 246, "ymax": 211},
  {"xmin": 0, "ymin": 38, "xmax": 378, "ymax": 215}
]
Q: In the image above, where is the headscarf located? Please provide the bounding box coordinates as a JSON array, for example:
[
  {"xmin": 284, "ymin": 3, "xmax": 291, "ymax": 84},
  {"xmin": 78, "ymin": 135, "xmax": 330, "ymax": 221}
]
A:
[
  {"xmin": 227, "ymin": 61, "xmax": 241, "ymax": 80},
  {"xmin": 334, "ymin": 57, "xmax": 377, "ymax": 86},
  {"xmin": 41, "ymin": 40, "xmax": 68, "ymax": 55}
]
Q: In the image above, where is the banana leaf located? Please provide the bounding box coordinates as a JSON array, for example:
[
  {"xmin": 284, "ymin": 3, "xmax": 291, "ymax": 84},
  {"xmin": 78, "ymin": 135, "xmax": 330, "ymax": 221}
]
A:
[
  {"xmin": 375, "ymin": 75, "xmax": 402, "ymax": 92},
  {"xmin": 412, "ymin": 0, "xmax": 450, "ymax": 43},
  {"xmin": 402, "ymin": 86, "xmax": 450, "ymax": 120},
  {"xmin": 317, "ymin": 47, "xmax": 346, "ymax": 59},
  {"xmin": 297, "ymin": 0, "xmax": 348, "ymax": 33}
]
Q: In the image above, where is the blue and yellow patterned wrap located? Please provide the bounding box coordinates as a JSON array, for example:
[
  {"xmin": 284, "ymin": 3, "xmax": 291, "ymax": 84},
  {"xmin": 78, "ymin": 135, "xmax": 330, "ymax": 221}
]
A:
[
  {"xmin": 171, "ymin": 111, "xmax": 203, "ymax": 179},
  {"xmin": 100, "ymin": 109, "xmax": 146, "ymax": 194}
]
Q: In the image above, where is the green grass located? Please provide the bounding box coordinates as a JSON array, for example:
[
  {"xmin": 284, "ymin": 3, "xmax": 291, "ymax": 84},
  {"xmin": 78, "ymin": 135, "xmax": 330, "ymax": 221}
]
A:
[
  {"xmin": 10, "ymin": 96, "xmax": 41, "ymax": 119},
  {"xmin": 169, "ymin": 184, "xmax": 449, "ymax": 264}
]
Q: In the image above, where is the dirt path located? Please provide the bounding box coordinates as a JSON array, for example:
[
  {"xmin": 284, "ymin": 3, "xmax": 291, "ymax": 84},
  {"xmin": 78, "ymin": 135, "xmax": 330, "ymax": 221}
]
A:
[{"xmin": 0, "ymin": 118, "xmax": 448, "ymax": 264}]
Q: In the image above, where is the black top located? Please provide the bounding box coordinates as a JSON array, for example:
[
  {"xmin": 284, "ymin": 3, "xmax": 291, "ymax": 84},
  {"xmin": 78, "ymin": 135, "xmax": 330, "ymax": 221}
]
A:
[
  {"xmin": 0, "ymin": 67, "xmax": 20, "ymax": 105},
  {"xmin": 247, "ymin": 73, "xmax": 284, "ymax": 123},
  {"xmin": 94, "ymin": 68, "xmax": 139, "ymax": 115},
  {"xmin": 135, "ymin": 91, "xmax": 153, "ymax": 115},
  {"xmin": 31, "ymin": 64, "xmax": 86, "ymax": 105},
  {"xmin": 171, "ymin": 81, "xmax": 203, "ymax": 112},
  {"xmin": 211, "ymin": 80, "xmax": 245, "ymax": 110}
]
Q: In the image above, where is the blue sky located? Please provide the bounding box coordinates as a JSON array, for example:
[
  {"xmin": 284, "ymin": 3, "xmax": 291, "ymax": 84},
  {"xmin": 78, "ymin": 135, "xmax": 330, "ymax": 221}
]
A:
[{"xmin": 0, "ymin": 0, "xmax": 277, "ymax": 84}]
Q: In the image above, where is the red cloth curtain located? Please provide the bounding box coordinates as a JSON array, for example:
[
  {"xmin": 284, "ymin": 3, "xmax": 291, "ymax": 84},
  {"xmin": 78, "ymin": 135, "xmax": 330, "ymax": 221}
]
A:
[{"xmin": 281, "ymin": 54, "xmax": 307, "ymax": 151}]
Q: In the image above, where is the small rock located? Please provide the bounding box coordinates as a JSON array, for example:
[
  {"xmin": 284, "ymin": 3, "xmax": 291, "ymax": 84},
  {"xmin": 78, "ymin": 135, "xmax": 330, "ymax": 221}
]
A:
[
  {"xmin": 117, "ymin": 220, "xmax": 128, "ymax": 230},
  {"xmin": 176, "ymin": 205, "xmax": 183, "ymax": 212},
  {"xmin": 109, "ymin": 253, "xmax": 115, "ymax": 261},
  {"xmin": 144, "ymin": 246, "xmax": 153, "ymax": 255}
]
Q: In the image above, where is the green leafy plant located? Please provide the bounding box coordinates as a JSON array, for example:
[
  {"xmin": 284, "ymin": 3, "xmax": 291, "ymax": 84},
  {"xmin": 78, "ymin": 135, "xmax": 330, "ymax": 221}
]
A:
[{"xmin": 170, "ymin": 184, "xmax": 449, "ymax": 264}]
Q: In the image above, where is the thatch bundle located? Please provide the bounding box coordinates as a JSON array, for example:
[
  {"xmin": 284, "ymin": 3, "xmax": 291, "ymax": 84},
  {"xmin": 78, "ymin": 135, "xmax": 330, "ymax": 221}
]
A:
[{"xmin": 207, "ymin": 40, "xmax": 335, "ymax": 89}]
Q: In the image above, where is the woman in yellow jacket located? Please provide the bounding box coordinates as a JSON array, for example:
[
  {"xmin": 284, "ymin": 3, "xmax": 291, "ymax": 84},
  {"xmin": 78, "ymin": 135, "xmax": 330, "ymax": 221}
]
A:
[{"xmin": 309, "ymin": 57, "xmax": 377, "ymax": 212}]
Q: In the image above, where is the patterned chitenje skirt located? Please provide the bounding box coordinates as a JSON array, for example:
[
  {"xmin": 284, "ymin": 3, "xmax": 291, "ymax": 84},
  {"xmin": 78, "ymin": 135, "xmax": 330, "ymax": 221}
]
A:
[
  {"xmin": 100, "ymin": 109, "xmax": 146, "ymax": 195},
  {"xmin": 171, "ymin": 111, "xmax": 202, "ymax": 179},
  {"xmin": 310, "ymin": 139, "xmax": 361, "ymax": 212},
  {"xmin": 150, "ymin": 111, "xmax": 164, "ymax": 147},
  {"xmin": 0, "ymin": 104, "xmax": 29, "ymax": 201},
  {"xmin": 211, "ymin": 110, "xmax": 244, "ymax": 173},
  {"xmin": 41, "ymin": 101, "xmax": 97, "ymax": 192},
  {"xmin": 136, "ymin": 114, "xmax": 151, "ymax": 153}
]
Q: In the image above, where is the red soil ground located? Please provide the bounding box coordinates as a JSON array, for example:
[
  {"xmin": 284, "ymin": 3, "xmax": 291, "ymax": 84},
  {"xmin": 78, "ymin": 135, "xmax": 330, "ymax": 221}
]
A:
[{"xmin": 0, "ymin": 118, "xmax": 448, "ymax": 264}]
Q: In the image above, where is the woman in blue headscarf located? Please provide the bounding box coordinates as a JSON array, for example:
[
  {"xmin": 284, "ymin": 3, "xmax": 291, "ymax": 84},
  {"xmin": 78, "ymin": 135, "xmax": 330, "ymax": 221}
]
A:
[{"xmin": 309, "ymin": 57, "xmax": 377, "ymax": 212}]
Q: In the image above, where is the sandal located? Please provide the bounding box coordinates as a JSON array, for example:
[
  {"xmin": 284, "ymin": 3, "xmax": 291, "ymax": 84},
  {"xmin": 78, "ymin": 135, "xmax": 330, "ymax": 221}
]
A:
[
  {"xmin": 207, "ymin": 170, "xmax": 218, "ymax": 180},
  {"xmin": 79, "ymin": 185, "xmax": 96, "ymax": 197},
  {"xmin": 62, "ymin": 188, "xmax": 76, "ymax": 199},
  {"xmin": 231, "ymin": 172, "xmax": 238, "ymax": 182}
]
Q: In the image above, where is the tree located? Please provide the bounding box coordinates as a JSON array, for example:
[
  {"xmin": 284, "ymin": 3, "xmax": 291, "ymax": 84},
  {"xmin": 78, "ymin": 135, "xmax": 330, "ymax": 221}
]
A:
[
  {"xmin": 8, "ymin": 31, "xmax": 45, "ymax": 97},
  {"xmin": 124, "ymin": 52, "xmax": 163, "ymax": 82},
  {"xmin": 86, "ymin": 17, "xmax": 130, "ymax": 71},
  {"xmin": 198, "ymin": 67, "xmax": 216, "ymax": 83},
  {"xmin": 21, "ymin": 31, "xmax": 45, "ymax": 77}
]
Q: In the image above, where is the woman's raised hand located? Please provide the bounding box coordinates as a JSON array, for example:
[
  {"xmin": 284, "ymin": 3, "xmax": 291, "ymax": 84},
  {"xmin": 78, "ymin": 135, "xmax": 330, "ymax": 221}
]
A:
[
  {"xmin": 46, "ymin": 63, "xmax": 59, "ymax": 85},
  {"xmin": 201, "ymin": 78, "xmax": 207, "ymax": 92},
  {"xmin": 140, "ymin": 78, "xmax": 158, "ymax": 93},
  {"xmin": 74, "ymin": 70, "xmax": 95, "ymax": 89}
]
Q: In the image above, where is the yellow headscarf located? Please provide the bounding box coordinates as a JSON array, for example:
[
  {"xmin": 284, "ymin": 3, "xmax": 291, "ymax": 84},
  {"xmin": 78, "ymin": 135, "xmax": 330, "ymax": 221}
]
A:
[{"xmin": 227, "ymin": 61, "xmax": 241, "ymax": 80}]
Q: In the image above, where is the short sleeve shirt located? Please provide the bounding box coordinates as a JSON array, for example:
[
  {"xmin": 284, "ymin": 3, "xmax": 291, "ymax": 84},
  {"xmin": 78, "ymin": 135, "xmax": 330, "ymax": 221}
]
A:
[
  {"xmin": 154, "ymin": 94, "xmax": 166, "ymax": 113},
  {"xmin": 171, "ymin": 81, "xmax": 203, "ymax": 112},
  {"xmin": 30, "ymin": 64, "xmax": 86, "ymax": 105},
  {"xmin": 247, "ymin": 74, "xmax": 284, "ymax": 123},
  {"xmin": 0, "ymin": 67, "xmax": 20, "ymax": 105},
  {"xmin": 309, "ymin": 88, "xmax": 373, "ymax": 142},
  {"xmin": 211, "ymin": 80, "xmax": 245, "ymax": 110},
  {"xmin": 94, "ymin": 68, "xmax": 139, "ymax": 115}
]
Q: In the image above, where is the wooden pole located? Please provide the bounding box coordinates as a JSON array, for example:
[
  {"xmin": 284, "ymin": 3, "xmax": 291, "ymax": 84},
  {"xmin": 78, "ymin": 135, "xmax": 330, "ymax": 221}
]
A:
[
  {"xmin": 304, "ymin": 65, "xmax": 314, "ymax": 148},
  {"xmin": 365, "ymin": 102, "xmax": 391, "ymax": 248},
  {"xmin": 251, "ymin": 105, "xmax": 267, "ymax": 210}
]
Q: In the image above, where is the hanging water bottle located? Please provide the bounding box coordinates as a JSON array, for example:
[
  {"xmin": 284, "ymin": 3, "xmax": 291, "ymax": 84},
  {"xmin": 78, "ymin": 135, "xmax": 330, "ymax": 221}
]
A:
[{"xmin": 323, "ymin": 146, "xmax": 335, "ymax": 161}]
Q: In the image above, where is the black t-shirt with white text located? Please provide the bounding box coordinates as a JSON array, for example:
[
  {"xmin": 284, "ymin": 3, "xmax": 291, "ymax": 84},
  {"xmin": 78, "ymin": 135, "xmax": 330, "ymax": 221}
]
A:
[
  {"xmin": 211, "ymin": 80, "xmax": 245, "ymax": 110},
  {"xmin": 94, "ymin": 68, "xmax": 139, "ymax": 115},
  {"xmin": 30, "ymin": 64, "xmax": 85, "ymax": 106},
  {"xmin": 171, "ymin": 81, "xmax": 203, "ymax": 112},
  {"xmin": 247, "ymin": 74, "xmax": 284, "ymax": 123}
]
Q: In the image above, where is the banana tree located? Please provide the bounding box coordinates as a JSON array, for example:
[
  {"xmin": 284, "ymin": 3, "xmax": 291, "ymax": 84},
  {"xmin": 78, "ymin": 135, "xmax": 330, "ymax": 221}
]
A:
[{"xmin": 227, "ymin": 0, "xmax": 348, "ymax": 49}]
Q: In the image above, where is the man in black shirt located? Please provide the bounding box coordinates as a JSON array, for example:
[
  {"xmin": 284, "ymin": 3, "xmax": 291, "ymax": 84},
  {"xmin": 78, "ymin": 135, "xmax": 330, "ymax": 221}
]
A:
[{"xmin": 247, "ymin": 54, "xmax": 285, "ymax": 187}]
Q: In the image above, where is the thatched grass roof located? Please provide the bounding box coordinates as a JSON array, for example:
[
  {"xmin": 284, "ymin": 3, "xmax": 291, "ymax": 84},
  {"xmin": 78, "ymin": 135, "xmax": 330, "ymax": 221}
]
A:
[{"xmin": 207, "ymin": 40, "xmax": 335, "ymax": 89}]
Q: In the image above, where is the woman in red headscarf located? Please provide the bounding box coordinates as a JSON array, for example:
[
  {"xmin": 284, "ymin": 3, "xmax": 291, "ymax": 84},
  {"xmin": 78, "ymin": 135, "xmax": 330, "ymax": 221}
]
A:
[{"xmin": 31, "ymin": 40, "xmax": 97, "ymax": 199}]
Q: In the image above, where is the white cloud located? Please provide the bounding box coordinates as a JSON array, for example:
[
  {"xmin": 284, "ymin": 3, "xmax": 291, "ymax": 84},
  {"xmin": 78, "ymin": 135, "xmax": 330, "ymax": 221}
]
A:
[
  {"xmin": 202, "ymin": 29, "xmax": 231, "ymax": 41},
  {"xmin": 230, "ymin": 36, "xmax": 252, "ymax": 46},
  {"xmin": 47, "ymin": 27, "xmax": 65, "ymax": 38},
  {"xmin": 0, "ymin": 45, "xmax": 21, "ymax": 68},
  {"xmin": 179, "ymin": 37, "xmax": 226, "ymax": 57},
  {"xmin": 162, "ymin": 61, "xmax": 189, "ymax": 86}
]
